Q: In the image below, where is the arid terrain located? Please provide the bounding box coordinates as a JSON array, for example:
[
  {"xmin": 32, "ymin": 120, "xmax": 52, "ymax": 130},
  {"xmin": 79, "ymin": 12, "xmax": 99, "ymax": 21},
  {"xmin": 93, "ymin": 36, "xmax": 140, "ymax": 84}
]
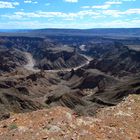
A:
[
  {"xmin": 0, "ymin": 29, "xmax": 140, "ymax": 140},
  {"xmin": 0, "ymin": 94, "xmax": 139, "ymax": 140}
]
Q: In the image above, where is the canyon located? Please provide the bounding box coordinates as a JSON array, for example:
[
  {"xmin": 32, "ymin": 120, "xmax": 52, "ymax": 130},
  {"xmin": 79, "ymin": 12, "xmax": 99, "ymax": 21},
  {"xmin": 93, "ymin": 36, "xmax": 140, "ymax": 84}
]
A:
[{"xmin": 0, "ymin": 29, "xmax": 140, "ymax": 139}]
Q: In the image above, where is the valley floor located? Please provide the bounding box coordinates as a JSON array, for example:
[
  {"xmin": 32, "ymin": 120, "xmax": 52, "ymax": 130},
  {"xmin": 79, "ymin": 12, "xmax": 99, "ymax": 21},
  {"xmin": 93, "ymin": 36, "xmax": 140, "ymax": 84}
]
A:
[{"xmin": 0, "ymin": 94, "xmax": 139, "ymax": 140}]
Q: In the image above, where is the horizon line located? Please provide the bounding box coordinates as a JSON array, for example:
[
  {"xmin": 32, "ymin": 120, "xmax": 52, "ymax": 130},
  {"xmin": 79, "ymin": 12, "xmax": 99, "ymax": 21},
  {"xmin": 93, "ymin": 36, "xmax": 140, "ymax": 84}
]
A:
[{"xmin": 0, "ymin": 27, "xmax": 140, "ymax": 30}]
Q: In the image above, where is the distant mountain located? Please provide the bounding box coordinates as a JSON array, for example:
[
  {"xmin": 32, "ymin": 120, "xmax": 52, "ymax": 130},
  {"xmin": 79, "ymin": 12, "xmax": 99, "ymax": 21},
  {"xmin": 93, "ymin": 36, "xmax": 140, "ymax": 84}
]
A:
[
  {"xmin": 32, "ymin": 28, "xmax": 140, "ymax": 37},
  {"xmin": 1, "ymin": 28, "xmax": 140, "ymax": 37}
]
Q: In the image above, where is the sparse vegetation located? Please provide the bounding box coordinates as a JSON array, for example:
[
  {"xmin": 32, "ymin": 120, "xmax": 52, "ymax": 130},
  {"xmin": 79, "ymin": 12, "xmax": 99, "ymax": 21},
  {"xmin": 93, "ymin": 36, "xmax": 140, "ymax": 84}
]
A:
[
  {"xmin": 9, "ymin": 124, "xmax": 18, "ymax": 130},
  {"xmin": 43, "ymin": 104, "xmax": 50, "ymax": 109}
]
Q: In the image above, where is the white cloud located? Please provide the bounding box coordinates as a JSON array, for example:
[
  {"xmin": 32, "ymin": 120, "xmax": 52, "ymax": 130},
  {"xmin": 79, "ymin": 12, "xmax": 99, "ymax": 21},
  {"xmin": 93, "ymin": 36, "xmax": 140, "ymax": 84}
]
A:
[
  {"xmin": 81, "ymin": 0, "xmax": 135, "ymax": 10},
  {"xmin": 102, "ymin": 8, "xmax": 140, "ymax": 17},
  {"xmin": 91, "ymin": 5, "xmax": 111, "ymax": 9},
  {"xmin": 33, "ymin": 1, "xmax": 38, "ymax": 4},
  {"xmin": 0, "ymin": 1, "xmax": 19, "ymax": 8},
  {"xmin": 24, "ymin": 0, "xmax": 38, "ymax": 4},
  {"xmin": 0, "ymin": 18, "xmax": 140, "ymax": 29},
  {"xmin": 64, "ymin": 0, "xmax": 78, "ymax": 3},
  {"xmin": 121, "ymin": 0, "xmax": 136, "ymax": 1},
  {"xmin": 81, "ymin": 6, "xmax": 90, "ymax": 9},
  {"xmin": 24, "ymin": 0, "xmax": 32, "ymax": 3},
  {"xmin": 81, "ymin": 1, "xmax": 122, "ymax": 9},
  {"xmin": 124, "ymin": 8, "xmax": 140, "ymax": 15},
  {"xmin": 45, "ymin": 3, "xmax": 50, "ymax": 6},
  {"xmin": 102, "ymin": 10, "xmax": 121, "ymax": 17},
  {"xmin": 105, "ymin": 1, "xmax": 122, "ymax": 5},
  {"xmin": 2, "ymin": 7, "xmax": 140, "ymax": 20},
  {"xmin": 98, "ymin": 19, "xmax": 140, "ymax": 28},
  {"xmin": 2, "ymin": 10, "xmax": 99, "ymax": 20}
]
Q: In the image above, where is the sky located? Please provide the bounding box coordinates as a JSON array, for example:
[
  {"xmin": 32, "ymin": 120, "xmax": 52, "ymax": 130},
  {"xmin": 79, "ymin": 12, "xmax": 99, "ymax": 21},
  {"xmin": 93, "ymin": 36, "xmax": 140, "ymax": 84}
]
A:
[{"xmin": 0, "ymin": 0, "xmax": 140, "ymax": 29}]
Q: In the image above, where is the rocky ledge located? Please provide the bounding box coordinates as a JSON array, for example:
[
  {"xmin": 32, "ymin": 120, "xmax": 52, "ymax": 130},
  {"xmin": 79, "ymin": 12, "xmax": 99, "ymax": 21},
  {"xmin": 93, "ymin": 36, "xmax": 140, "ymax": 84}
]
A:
[{"xmin": 0, "ymin": 94, "xmax": 139, "ymax": 140}]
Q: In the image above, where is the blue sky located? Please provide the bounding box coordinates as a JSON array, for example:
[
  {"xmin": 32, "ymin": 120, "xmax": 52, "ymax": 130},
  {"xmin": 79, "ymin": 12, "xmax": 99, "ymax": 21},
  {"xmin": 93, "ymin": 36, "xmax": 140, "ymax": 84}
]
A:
[{"xmin": 0, "ymin": 0, "xmax": 139, "ymax": 29}]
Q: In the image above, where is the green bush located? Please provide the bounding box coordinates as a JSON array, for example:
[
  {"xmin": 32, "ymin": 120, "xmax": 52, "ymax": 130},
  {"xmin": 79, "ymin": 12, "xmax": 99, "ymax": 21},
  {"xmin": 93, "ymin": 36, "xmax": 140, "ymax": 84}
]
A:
[{"xmin": 9, "ymin": 124, "xmax": 18, "ymax": 130}]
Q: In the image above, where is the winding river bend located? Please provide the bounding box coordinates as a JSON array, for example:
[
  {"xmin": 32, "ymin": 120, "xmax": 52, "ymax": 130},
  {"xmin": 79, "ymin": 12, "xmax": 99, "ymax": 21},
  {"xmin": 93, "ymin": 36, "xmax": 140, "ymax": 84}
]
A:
[{"xmin": 24, "ymin": 52, "xmax": 92, "ymax": 72}]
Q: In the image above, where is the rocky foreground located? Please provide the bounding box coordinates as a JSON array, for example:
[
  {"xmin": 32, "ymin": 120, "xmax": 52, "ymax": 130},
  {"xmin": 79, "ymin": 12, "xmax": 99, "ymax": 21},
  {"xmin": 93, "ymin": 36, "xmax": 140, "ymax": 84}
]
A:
[{"xmin": 0, "ymin": 94, "xmax": 139, "ymax": 140}]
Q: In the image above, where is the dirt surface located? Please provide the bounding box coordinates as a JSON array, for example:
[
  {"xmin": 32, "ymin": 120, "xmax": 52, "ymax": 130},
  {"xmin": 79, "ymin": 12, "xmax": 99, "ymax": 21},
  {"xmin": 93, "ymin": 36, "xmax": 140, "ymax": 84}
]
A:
[{"xmin": 0, "ymin": 94, "xmax": 139, "ymax": 140}]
